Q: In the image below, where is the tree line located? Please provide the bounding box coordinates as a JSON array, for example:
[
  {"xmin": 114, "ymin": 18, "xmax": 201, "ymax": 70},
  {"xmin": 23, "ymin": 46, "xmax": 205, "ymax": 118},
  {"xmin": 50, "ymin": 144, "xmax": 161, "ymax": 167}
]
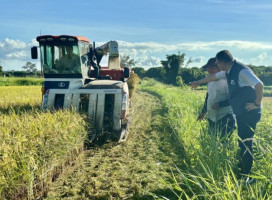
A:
[
  {"xmin": 1, "ymin": 61, "xmax": 41, "ymax": 77},
  {"xmin": 1, "ymin": 54, "xmax": 272, "ymax": 86},
  {"xmin": 131, "ymin": 53, "xmax": 272, "ymax": 86}
]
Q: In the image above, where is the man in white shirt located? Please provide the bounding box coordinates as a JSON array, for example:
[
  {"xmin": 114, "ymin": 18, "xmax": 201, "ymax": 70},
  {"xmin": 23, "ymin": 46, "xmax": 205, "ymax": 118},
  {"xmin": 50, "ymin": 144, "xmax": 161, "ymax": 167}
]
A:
[
  {"xmin": 198, "ymin": 58, "xmax": 235, "ymax": 138},
  {"xmin": 191, "ymin": 50, "xmax": 263, "ymax": 181}
]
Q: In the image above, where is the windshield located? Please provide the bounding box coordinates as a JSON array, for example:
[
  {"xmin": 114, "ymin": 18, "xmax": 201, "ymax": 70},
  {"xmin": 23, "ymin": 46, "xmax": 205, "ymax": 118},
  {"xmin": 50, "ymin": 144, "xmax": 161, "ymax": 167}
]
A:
[{"xmin": 40, "ymin": 44, "xmax": 81, "ymax": 74}]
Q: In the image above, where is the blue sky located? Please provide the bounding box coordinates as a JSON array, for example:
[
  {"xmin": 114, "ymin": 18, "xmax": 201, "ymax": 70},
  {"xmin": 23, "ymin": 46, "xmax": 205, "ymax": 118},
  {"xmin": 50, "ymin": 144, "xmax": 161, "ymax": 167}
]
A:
[{"xmin": 1, "ymin": 0, "xmax": 272, "ymax": 70}]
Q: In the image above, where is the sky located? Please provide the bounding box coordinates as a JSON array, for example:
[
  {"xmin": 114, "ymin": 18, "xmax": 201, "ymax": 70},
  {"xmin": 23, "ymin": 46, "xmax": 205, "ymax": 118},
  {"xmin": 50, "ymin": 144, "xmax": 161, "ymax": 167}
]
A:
[{"xmin": 1, "ymin": 0, "xmax": 272, "ymax": 71}]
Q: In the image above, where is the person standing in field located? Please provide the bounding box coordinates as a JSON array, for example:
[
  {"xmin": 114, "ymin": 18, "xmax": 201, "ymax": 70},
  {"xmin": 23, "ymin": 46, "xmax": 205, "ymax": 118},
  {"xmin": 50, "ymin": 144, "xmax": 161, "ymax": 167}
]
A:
[
  {"xmin": 197, "ymin": 58, "xmax": 235, "ymax": 138},
  {"xmin": 191, "ymin": 50, "xmax": 264, "ymax": 181}
]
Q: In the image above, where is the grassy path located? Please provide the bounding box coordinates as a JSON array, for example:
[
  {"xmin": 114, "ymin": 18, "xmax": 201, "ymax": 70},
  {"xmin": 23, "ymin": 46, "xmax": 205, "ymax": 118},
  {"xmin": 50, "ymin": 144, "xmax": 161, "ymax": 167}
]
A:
[{"xmin": 45, "ymin": 91, "xmax": 185, "ymax": 200}]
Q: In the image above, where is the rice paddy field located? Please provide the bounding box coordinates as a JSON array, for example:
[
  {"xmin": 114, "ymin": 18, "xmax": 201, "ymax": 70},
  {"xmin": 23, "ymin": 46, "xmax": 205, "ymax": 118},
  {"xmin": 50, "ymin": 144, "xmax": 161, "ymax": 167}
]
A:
[
  {"xmin": 0, "ymin": 86, "xmax": 87, "ymax": 199},
  {"xmin": 0, "ymin": 78, "xmax": 272, "ymax": 199},
  {"xmin": 0, "ymin": 77, "xmax": 43, "ymax": 86}
]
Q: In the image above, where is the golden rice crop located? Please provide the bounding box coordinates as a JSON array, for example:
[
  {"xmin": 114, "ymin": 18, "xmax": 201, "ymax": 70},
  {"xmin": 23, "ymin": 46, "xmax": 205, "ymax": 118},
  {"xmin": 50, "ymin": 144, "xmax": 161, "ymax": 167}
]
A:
[
  {"xmin": 0, "ymin": 86, "xmax": 41, "ymax": 113},
  {"xmin": 0, "ymin": 77, "xmax": 43, "ymax": 86},
  {"xmin": 0, "ymin": 86, "xmax": 87, "ymax": 199}
]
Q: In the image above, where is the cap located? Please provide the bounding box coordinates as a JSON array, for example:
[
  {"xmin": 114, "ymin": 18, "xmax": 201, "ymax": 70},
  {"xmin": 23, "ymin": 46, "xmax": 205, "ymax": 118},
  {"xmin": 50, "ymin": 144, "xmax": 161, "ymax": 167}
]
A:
[{"xmin": 201, "ymin": 58, "xmax": 217, "ymax": 69}]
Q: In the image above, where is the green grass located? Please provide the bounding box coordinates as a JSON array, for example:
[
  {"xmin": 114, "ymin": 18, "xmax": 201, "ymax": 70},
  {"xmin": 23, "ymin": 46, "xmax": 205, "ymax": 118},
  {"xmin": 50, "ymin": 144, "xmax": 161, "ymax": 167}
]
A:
[
  {"xmin": 139, "ymin": 78, "xmax": 272, "ymax": 199},
  {"xmin": 191, "ymin": 84, "xmax": 272, "ymax": 97},
  {"xmin": 264, "ymin": 86, "xmax": 272, "ymax": 97},
  {"xmin": 0, "ymin": 77, "xmax": 43, "ymax": 86}
]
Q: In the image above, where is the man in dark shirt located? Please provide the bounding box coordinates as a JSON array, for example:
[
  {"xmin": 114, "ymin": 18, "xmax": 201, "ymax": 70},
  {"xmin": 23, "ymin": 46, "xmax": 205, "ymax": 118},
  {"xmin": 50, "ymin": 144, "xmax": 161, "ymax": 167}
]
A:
[{"xmin": 191, "ymin": 50, "xmax": 263, "ymax": 182}]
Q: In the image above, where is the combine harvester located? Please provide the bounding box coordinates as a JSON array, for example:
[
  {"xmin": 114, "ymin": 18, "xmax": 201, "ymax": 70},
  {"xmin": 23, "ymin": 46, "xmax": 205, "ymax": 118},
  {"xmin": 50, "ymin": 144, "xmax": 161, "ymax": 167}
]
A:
[{"xmin": 31, "ymin": 35, "xmax": 131, "ymax": 142}]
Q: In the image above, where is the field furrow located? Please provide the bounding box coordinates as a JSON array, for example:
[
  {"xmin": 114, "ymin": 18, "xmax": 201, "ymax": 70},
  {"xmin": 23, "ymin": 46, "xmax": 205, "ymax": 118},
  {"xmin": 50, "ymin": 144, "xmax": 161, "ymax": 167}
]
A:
[{"xmin": 45, "ymin": 91, "xmax": 184, "ymax": 199}]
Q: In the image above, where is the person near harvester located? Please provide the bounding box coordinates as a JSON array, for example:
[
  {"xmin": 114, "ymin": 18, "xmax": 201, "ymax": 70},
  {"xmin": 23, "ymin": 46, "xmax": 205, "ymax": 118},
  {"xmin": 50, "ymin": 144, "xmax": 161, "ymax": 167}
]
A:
[
  {"xmin": 190, "ymin": 50, "xmax": 263, "ymax": 183},
  {"xmin": 197, "ymin": 57, "xmax": 235, "ymax": 138}
]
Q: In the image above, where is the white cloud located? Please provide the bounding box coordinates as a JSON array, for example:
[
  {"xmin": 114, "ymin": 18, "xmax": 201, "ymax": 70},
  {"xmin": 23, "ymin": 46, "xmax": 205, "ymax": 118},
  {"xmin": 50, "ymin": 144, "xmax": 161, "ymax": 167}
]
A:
[
  {"xmin": 0, "ymin": 38, "xmax": 36, "ymax": 70},
  {"xmin": 4, "ymin": 38, "xmax": 27, "ymax": 49},
  {"xmin": 1, "ymin": 38, "xmax": 272, "ymax": 70},
  {"xmin": 0, "ymin": 38, "xmax": 34, "ymax": 61},
  {"xmin": 118, "ymin": 41, "xmax": 177, "ymax": 53},
  {"xmin": 257, "ymin": 52, "xmax": 267, "ymax": 60},
  {"xmin": 28, "ymin": 39, "xmax": 39, "ymax": 47},
  {"xmin": 118, "ymin": 40, "xmax": 272, "ymax": 53},
  {"xmin": 191, "ymin": 56, "xmax": 206, "ymax": 63},
  {"xmin": 117, "ymin": 40, "xmax": 272, "ymax": 68},
  {"xmin": 250, "ymin": 53, "xmax": 269, "ymax": 65},
  {"xmin": 6, "ymin": 51, "xmax": 27, "ymax": 59},
  {"xmin": 176, "ymin": 41, "xmax": 272, "ymax": 51},
  {"xmin": 135, "ymin": 55, "xmax": 161, "ymax": 69}
]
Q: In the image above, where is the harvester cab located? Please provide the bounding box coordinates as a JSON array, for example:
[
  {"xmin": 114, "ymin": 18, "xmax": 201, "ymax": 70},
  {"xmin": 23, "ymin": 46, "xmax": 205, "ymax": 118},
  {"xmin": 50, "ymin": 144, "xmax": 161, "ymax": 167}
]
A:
[{"xmin": 31, "ymin": 35, "xmax": 131, "ymax": 142}]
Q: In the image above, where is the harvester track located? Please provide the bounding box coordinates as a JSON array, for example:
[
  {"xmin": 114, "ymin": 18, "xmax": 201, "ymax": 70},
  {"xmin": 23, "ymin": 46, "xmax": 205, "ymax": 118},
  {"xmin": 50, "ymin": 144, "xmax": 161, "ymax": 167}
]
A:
[{"xmin": 44, "ymin": 91, "xmax": 184, "ymax": 199}]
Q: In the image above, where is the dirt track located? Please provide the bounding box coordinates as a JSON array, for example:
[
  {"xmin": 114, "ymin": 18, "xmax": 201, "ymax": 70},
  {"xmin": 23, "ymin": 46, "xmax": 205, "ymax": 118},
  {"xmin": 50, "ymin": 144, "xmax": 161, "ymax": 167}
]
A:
[{"xmin": 45, "ymin": 91, "xmax": 185, "ymax": 200}]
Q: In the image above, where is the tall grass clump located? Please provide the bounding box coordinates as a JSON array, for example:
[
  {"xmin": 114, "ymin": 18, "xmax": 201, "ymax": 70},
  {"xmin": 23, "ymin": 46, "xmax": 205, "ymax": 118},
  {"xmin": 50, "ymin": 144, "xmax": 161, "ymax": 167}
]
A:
[
  {"xmin": 0, "ymin": 86, "xmax": 88, "ymax": 199},
  {"xmin": 127, "ymin": 73, "xmax": 140, "ymax": 98},
  {"xmin": 140, "ymin": 79, "xmax": 272, "ymax": 199}
]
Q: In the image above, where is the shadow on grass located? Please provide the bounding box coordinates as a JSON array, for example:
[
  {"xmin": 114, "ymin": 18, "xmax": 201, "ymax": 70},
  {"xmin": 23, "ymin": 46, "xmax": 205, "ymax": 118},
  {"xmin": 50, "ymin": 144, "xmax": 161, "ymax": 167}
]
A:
[
  {"xmin": 132, "ymin": 89, "xmax": 189, "ymax": 199},
  {"xmin": 142, "ymin": 89, "xmax": 190, "ymax": 169}
]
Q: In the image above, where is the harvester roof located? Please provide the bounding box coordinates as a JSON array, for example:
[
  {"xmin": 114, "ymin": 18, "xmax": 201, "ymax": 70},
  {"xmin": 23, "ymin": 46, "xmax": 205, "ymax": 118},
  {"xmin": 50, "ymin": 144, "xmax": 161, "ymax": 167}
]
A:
[{"xmin": 36, "ymin": 35, "xmax": 90, "ymax": 43}]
